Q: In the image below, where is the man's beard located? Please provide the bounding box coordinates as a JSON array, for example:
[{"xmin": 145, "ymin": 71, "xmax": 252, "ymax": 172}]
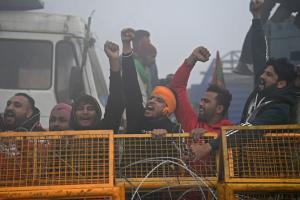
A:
[
  {"xmin": 256, "ymin": 79, "xmax": 278, "ymax": 96},
  {"xmin": 198, "ymin": 112, "xmax": 208, "ymax": 122},
  {"xmin": 257, "ymin": 83, "xmax": 277, "ymax": 97}
]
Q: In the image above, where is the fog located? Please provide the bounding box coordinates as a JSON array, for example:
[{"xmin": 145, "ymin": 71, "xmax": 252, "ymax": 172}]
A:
[{"xmin": 44, "ymin": 0, "xmax": 252, "ymax": 87}]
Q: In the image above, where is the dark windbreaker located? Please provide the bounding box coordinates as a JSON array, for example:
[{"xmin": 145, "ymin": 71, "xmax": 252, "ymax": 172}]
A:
[{"xmin": 241, "ymin": 19, "xmax": 296, "ymax": 125}]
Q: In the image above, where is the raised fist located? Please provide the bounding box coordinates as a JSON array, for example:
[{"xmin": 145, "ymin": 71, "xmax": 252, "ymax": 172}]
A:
[
  {"xmin": 121, "ymin": 28, "xmax": 135, "ymax": 43},
  {"xmin": 191, "ymin": 46, "xmax": 211, "ymax": 63},
  {"xmin": 250, "ymin": 0, "xmax": 264, "ymax": 17},
  {"xmin": 104, "ymin": 41, "xmax": 119, "ymax": 60}
]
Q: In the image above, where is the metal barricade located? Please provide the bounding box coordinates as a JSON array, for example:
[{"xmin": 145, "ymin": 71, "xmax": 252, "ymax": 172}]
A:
[
  {"xmin": 0, "ymin": 130, "xmax": 124, "ymax": 200},
  {"xmin": 217, "ymin": 183, "xmax": 300, "ymax": 200},
  {"xmin": 125, "ymin": 188, "xmax": 217, "ymax": 200},
  {"xmin": 218, "ymin": 125, "xmax": 300, "ymax": 200},
  {"xmin": 234, "ymin": 191, "xmax": 300, "ymax": 200},
  {"xmin": 114, "ymin": 132, "xmax": 219, "ymax": 199},
  {"xmin": 222, "ymin": 125, "xmax": 300, "ymax": 183}
]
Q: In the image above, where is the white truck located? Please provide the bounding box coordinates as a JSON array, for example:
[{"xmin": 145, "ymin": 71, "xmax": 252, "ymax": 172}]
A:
[{"xmin": 0, "ymin": 0, "xmax": 108, "ymax": 127}]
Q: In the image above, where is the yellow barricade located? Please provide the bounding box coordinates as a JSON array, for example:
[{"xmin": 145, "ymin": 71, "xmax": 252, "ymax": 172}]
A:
[
  {"xmin": 218, "ymin": 124, "xmax": 300, "ymax": 200},
  {"xmin": 217, "ymin": 183, "xmax": 300, "ymax": 200},
  {"xmin": 114, "ymin": 132, "xmax": 219, "ymax": 197},
  {"xmin": 222, "ymin": 124, "xmax": 300, "ymax": 183},
  {"xmin": 0, "ymin": 130, "xmax": 124, "ymax": 200}
]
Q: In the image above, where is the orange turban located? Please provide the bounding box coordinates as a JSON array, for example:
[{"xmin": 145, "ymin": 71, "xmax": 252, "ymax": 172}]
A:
[{"xmin": 151, "ymin": 86, "xmax": 176, "ymax": 116}]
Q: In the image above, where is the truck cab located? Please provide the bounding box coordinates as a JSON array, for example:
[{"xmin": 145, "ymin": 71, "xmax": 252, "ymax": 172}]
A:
[{"xmin": 0, "ymin": 1, "xmax": 108, "ymax": 127}]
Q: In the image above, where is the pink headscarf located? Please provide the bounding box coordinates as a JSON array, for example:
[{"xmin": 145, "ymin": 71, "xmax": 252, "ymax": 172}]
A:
[{"xmin": 50, "ymin": 103, "xmax": 72, "ymax": 120}]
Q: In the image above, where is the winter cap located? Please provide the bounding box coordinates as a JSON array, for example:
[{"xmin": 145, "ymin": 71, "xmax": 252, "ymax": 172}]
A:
[{"xmin": 50, "ymin": 103, "xmax": 72, "ymax": 120}]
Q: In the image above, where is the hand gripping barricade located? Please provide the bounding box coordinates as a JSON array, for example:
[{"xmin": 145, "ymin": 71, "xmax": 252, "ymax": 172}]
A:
[
  {"xmin": 217, "ymin": 124, "xmax": 300, "ymax": 200},
  {"xmin": 0, "ymin": 130, "xmax": 125, "ymax": 200},
  {"xmin": 114, "ymin": 133, "xmax": 219, "ymax": 200}
]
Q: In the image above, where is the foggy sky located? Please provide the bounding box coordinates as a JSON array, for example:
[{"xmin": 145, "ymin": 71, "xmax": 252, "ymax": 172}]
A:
[{"xmin": 44, "ymin": 0, "xmax": 252, "ymax": 87}]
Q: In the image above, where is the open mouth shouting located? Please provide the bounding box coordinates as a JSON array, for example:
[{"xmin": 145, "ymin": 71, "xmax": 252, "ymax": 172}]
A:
[
  {"xmin": 144, "ymin": 103, "xmax": 158, "ymax": 118},
  {"xmin": 4, "ymin": 110, "xmax": 16, "ymax": 125},
  {"xmin": 258, "ymin": 78, "xmax": 265, "ymax": 91},
  {"xmin": 78, "ymin": 116, "xmax": 95, "ymax": 127}
]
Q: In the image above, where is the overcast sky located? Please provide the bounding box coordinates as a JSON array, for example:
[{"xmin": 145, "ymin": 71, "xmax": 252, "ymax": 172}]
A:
[{"xmin": 44, "ymin": 0, "xmax": 252, "ymax": 86}]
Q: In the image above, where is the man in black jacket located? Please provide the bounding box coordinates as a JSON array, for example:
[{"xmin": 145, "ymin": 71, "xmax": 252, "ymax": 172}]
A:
[
  {"xmin": 241, "ymin": 0, "xmax": 297, "ymax": 125},
  {"xmin": 121, "ymin": 28, "xmax": 181, "ymax": 134}
]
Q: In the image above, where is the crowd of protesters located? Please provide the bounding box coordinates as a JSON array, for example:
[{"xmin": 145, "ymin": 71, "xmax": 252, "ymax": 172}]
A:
[{"xmin": 0, "ymin": 0, "xmax": 298, "ymax": 162}]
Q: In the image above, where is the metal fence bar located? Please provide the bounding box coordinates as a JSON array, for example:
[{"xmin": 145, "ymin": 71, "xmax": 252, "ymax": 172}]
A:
[{"xmin": 217, "ymin": 183, "xmax": 300, "ymax": 200}]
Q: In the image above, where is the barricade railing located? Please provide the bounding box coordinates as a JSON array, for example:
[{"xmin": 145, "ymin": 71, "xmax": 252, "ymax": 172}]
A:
[
  {"xmin": 4, "ymin": 124, "xmax": 299, "ymax": 199},
  {"xmin": 222, "ymin": 124, "xmax": 300, "ymax": 183},
  {"xmin": 218, "ymin": 124, "xmax": 300, "ymax": 200},
  {"xmin": 0, "ymin": 130, "xmax": 124, "ymax": 200},
  {"xmin": 125, "ymin": 188, "xmax": 217, "ymax": 200},
  {"xmin": 217, "ymin": 183, "xmax": 300, "ymax": 200}
]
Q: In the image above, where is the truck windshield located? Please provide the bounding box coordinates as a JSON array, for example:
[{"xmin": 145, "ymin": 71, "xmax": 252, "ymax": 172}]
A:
[{"xmin": 0, "ymin": 39, "xmax": 52, "ymax": 89}]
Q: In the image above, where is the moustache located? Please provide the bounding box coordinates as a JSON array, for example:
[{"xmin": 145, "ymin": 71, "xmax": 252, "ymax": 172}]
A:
[
  {"xmin": 4, "ymin": 110, "xmax": 15, "ymax": 118},
  {"xmin": 198, "ymin": 107, "xmax": 205, "ymax": 113},
  {"xmin": 145, "ymin": 104, "xmax": 154, "ymax": 111}
]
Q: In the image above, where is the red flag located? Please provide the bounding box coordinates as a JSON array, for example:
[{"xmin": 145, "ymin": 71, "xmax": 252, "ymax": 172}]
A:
[{"xmin": 211, "ymin": 51, "xmax": 226, "ymax": 88}]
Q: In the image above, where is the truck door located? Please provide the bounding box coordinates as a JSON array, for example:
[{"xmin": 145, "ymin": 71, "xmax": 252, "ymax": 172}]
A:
[{"xmin": 55, "ymin": 40, "xmax": 81, "ymax": 103}]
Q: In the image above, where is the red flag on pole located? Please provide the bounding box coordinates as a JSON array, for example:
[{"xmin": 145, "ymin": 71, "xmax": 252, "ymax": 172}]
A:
[{"xmin": 210, "ymin": 51, "xmax": 226, "ymax": 88}]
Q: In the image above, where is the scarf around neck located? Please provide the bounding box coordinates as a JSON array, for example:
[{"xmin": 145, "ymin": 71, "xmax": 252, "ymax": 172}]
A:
[{"xmin": 134, "ymin": 58, "xmax": 151, "ymax": 91}]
